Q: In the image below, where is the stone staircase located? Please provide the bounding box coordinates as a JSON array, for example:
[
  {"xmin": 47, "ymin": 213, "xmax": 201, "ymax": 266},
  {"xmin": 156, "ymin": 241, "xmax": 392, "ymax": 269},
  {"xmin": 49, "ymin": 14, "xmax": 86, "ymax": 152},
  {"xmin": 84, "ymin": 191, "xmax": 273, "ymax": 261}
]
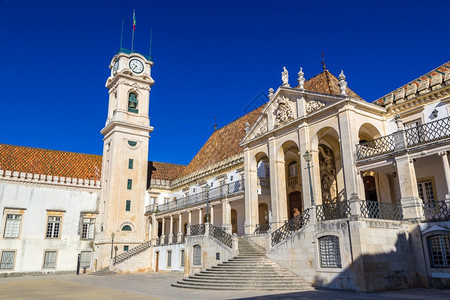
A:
[
  {"xmin": 172, "ymin": 237, "xmax": 310, "ymax": 290},
  {"xmin": 90, "ymin": 267, "xmax": 116, "ymax": 276}
]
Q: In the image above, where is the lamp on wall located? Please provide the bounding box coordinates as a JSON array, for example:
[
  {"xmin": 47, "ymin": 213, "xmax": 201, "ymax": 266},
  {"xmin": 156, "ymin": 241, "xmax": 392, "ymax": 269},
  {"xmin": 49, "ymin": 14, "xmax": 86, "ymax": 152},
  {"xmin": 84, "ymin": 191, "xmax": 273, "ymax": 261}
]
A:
[{"xmin": 303, "ymin": 150, "xmax": 315, "ymax": 206}]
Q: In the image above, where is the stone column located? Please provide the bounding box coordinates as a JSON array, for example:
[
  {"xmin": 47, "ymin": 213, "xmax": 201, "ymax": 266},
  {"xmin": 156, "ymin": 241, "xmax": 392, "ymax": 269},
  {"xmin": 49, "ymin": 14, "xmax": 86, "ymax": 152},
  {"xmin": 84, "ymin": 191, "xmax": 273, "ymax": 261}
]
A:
[
  {"xmin": 169, "ymin": 215, "xmax": 173, "ymax": 244},
  {"xmin": 161, "ymin": 217, "xmax": 165, "ymax": 245},
  {"xmin": 210, "ymin": 205, "xmax": 214, "ymax": 225},
  {"xmin": 177, "ymin": 213, "xmax": 183, "ymax": 243},
  {"xmin": 311, "ymin": 150, "xmax": 322, "ymax": 204},
  {"xmin": 244, "ymin": 147, "xmax": 258, "ymax": 234},
  {"xmin": 151, "ymin": 214, "xmax": 159, "ymax": 241},
  {"xmin": 222, "ymin": 199, "xmax": 232, "ymax": 234},
  {"xmin": 198, "ymin": 208, "xmax": 202, "ymax": 224},
  {"xmin": 439, "ymin": 151, "xmax": 450, "ymax": 199},
  {"xmin": 395, "ymin": 155, "xmax": 423, "ymax": 220},
  {"xmin": 187, "ymin": 211, "xmax": 192, "ymax": 236},
  {"xmin": 268, "ymin": 137, "xmax": 287, "ymax": 230},
  {"xmin": 298, "ymin": 125, "xmax": 316, "ymax": 208}
]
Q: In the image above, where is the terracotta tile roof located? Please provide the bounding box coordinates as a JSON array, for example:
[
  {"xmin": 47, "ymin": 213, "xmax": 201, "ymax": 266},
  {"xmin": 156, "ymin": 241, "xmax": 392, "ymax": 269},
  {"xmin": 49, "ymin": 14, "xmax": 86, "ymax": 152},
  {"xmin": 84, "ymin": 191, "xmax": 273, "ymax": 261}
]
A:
[
  {"xmin": 180, "ymin": 105, "xmax": 264, "ymax": 177},
  {"xmin": 373, "ymin": 62, "xmax": 450, "ymax": 106},
  {"xmin": 0, "ymin": 144, "xmax": 102, "ymax": 180},
  {"xmin": 297, "ymin": 70, "xmax": 363, "ymax": 100},
  {"xmin": 148, "ymin": 161, "xmax": 186, "ymax": 181}
]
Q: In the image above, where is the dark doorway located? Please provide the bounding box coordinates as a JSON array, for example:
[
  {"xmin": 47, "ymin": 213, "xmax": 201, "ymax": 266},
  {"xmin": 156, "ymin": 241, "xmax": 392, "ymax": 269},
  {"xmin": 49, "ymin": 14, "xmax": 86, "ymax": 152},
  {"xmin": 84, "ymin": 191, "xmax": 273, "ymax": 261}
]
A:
[
  {"xmin": 158, "ymin": 221, "xmax": 162, "ymax": 237},
  {"xmin": 231, "ymin": 209, "xmax": 238, "ymax": 234},
  {"xmin": 288, "ymin": 191, "xmax": 302, "ymax": 219},
  {"xmin": 363, "ymin": 176, "xmax": 378, "ymax": 202}
]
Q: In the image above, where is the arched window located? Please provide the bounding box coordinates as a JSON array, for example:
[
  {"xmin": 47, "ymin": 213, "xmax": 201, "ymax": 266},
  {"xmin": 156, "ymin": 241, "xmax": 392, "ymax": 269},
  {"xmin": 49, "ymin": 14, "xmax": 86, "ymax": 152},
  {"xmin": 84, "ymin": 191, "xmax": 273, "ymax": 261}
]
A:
[
  {"xmin": 128, "ymin": 93, "xmax": 138, "ymax": 113},
  {"xmin": 428, "ymin": 234, "xmax": 450, "ymax": 268},
  {"xmin": 289, "ymin": 161, "xmax": 298, "ymax": 177},
  {"xmin": 121, "ymin": 225, "xmax": 132, "ymax": 231},
  {"xmin": 193, "ymin": 245, "xmax": 201, "ymax": 266},
  {"xmin": 318, "ymin": 235, "xmax": 341, "ymax": 268}
]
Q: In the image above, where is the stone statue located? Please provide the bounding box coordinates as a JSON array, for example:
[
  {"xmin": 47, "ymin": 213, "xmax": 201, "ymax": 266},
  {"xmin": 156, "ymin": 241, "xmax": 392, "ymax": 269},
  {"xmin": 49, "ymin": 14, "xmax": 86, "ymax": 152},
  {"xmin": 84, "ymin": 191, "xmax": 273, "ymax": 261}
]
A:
[{"xmin": 281, "ymin": 67, "xmax": 290, "ymax": 87}]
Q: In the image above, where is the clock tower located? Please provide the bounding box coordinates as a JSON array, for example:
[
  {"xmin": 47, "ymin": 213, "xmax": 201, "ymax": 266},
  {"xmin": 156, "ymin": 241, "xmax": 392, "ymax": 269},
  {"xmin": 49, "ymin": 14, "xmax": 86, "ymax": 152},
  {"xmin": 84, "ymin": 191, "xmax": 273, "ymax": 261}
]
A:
[{"xmin": 96, "ymin": 50, "xmax": 154, "ymax": 268}]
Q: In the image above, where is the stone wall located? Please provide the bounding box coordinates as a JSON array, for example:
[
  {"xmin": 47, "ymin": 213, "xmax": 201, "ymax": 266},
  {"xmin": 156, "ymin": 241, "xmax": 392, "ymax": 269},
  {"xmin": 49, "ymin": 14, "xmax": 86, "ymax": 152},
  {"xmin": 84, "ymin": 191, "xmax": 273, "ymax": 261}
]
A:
[{"xmin": 112, "ymin": 248, "xmax": 152, "ymax": 273}]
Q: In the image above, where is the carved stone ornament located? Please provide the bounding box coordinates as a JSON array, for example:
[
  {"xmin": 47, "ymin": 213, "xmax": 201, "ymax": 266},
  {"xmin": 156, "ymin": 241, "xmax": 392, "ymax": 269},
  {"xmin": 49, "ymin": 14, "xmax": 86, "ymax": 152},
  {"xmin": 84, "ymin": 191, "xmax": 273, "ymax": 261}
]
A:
[
  {"xmin": 305, "ymin": 100, "xmax": 325, "ymax": 114},
  {"xmin": 274, "ymin": 96, "xmax": 294, "ymax": 126},
  {"xmin": 252, "ymin": 117, "xmax": 268, "ymax": 138}
]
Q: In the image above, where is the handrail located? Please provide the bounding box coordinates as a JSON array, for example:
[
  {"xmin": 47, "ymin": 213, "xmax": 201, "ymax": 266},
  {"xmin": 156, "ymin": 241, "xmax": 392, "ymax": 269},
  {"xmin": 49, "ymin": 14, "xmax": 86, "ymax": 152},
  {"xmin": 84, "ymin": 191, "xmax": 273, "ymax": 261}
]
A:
[
  {"xmin": 360, "ymin": 200, "xmax": 403, "ymax": 220},
  {"xmin": 146, "ymin": 180, "xmax": 244, "ymax": 214},
  {"xmin": 355, "ymin": 134, "xmax": 395, "ymax": 160},
  {"xmin": 209, "ymin": 224, "xmax": 232, "ymax": 248},
  {"xmin": 113, "ymin": 241, "xmax": 151, "ymax": 265},
  {"xmin": 316, "ymin": 201, "xmax": 351, "ymax": 221},
  {"xmin": 271, "ymin": 209, "xmax": 310, "ymax": 246},
  {"xmin": 405, "ymin": 116, "xmax": 450, "ymax": 147}
]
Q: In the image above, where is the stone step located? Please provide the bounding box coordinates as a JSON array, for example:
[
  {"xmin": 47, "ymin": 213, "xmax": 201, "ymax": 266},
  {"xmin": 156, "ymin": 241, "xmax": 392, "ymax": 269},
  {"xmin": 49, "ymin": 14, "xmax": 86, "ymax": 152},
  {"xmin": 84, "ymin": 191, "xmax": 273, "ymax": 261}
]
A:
[
  {"xmin": 183, "ymin": 278, "xmax": 305, "ymax": 284},
  {"xmin": 195, "ymin": 273, "xmax": 301, "ymax": 279},
  {"xmin": 172, "ymin": 282, "xmax": 310, "ymax": 290}
]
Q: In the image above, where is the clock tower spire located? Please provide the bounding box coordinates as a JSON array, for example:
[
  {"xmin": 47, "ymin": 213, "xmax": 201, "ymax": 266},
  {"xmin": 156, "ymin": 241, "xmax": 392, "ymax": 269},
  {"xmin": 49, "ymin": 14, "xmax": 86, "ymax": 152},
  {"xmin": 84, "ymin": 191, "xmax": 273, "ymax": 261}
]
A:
[{"xmin": 96, "ymin": 50, "xmax": 154, "ymax": 268}]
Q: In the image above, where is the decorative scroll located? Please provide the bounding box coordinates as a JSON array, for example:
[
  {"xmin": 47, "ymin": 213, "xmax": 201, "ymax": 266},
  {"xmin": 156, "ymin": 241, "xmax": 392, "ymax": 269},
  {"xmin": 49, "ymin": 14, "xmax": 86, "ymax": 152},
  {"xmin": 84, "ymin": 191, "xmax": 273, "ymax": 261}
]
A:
[{"xmin": 305, "ymin": 100, "xmax": 325, "ymax": 114}]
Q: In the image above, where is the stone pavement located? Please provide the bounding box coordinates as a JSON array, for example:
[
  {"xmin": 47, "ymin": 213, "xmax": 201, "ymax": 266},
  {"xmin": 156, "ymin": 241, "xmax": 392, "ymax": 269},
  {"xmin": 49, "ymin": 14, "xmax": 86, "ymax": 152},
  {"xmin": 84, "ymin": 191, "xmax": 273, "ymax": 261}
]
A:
[{"xmin": 0, "ymin": 273, "xmax": 449, "ymax": 299}]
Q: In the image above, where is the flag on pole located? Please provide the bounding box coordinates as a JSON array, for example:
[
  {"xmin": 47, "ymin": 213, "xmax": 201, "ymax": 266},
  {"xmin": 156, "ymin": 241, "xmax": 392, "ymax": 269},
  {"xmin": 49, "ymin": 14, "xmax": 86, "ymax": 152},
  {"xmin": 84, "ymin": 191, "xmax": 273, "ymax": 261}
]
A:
[{"xmin": 133, "ymin": 10, "xmax": 136, "ymax": 30}]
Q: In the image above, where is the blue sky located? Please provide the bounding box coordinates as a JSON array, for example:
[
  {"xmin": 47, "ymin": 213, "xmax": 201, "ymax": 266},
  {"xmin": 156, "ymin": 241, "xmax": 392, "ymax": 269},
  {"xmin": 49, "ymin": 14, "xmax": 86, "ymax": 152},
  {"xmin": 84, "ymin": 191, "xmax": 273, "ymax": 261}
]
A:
[{"xmin": 0, "ymin": 0, "xmax": 449, "ymax": 165}]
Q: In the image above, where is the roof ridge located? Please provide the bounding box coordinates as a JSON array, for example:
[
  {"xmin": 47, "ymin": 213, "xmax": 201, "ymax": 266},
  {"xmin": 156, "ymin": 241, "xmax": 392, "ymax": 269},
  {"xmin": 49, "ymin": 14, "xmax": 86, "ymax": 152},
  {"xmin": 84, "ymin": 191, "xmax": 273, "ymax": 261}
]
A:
[{"xmin": 0, "ymin": 143, "xmax": 101, "ymax": 157}]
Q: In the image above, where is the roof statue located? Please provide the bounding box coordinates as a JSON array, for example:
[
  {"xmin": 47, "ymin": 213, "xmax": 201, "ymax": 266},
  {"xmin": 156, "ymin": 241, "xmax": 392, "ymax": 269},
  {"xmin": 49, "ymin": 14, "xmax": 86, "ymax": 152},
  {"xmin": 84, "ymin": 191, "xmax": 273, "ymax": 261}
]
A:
[{"xmin": 281, "ymin": 67, "xmax": 290, "ymax": 87}]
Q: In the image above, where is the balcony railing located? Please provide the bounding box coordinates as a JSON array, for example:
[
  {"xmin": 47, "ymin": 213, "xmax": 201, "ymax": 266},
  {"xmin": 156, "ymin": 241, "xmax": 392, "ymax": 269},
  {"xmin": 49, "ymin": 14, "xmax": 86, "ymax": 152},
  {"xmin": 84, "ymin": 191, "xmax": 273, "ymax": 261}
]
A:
[
  {"xmin": 316, "ymin": 201, "xmax": 351, "ymax": 221},
  {"xmin": 360, "ymin": 200, "xmax": 403, "ymax": 221},
  {"xmin": 254, "ymin": 222, "xmax": 271, "ymax": 234},
  {"xmin": 209, "ymin": 224, "xmax": 232, "ymax": 248},
  {"xmin": 258, "ymin": 177, "xmax": 270, "ymax": 187},
  {"xmin": 405, "ymin": 117, "xmax": 450, "ymax": 147},
  {"xmin": 423, "ymin": 200, "xmax": 449, "ymax": 222},
  {"xmin": 146, "ymin": 180, "xmax": 245, "ymax": 214},
  {"xmin": 189, "ymin": 224, "xmax": 205, "ymax": 236},
  {"xmin": 288, "ymin": 176, "xmax": 298, "ymax": 188},
  {"xmin": 271, "ymin": 208, "xmax": 310, "ymax": 246},
  {"xmin": 356, "ymin": 134, "xmax": 395, "ymax": 160}
]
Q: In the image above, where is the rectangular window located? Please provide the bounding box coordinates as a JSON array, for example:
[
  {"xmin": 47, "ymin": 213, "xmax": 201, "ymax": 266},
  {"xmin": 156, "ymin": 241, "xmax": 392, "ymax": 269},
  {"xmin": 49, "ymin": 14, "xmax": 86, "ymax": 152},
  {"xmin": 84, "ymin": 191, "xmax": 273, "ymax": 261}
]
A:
[
  {"xmin": 4, "ymin": 214, "xmax": 21, "ymax": 238},
  {"xmin": 180, "ymin": 250, "xmax": 185, "ymax": 267},
  {"xmin": 80, "ymin": 251, "xmax": 92, "ymax": 268},
  {"xmin": 127, "ymin": 179, "xmax": 132, "ymax": 190},
  {"xmin": 0, "ymin": 251, "xmax": 15, "ymax": 270},
  {"xmin": 128, "ymin": 159, "xmax": 134, "ymax": 169},
  {"xmin": 167, "ymin": 251, "xmax": 172, "ymax": 267},
  {"xmin": 216, "ymin": 252, "xmax": 220, "ymax": 260},
  {"xmin": 319, "ymin": 236, "xmax": 342, "ymax": 268},
  {"xmin": 124, "ymin": 245, "xmax": 129, "ymax": 252},
  {"xmin": 126, "ymin": 200, "xmax": 131, "ymax": 211},
  {"xmin": 418, "ymin": 180, "xmax": 435, "ymax": 203},
  {"xmin": 81, "ymin": 218, "xmax": 95, "ymax": 239},
  {"xmin": 43, "ymin": 251, "xmax": 57, "ymax": 269},
  {"xmin": 46, "ymin": 216, "xmax": 61, "ymax": 238}
]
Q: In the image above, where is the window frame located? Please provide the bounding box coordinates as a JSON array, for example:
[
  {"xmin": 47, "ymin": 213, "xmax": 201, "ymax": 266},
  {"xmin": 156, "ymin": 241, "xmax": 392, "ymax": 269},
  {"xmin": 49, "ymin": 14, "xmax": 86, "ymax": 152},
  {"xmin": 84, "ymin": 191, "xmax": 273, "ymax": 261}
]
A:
[
  {"xmin": 318, "ymin": 235, "xmax": 342, "ymax": 269},
  {"xmin": 180, "ymin": 250, "xmax": 185, "ymax": 267},
  {"xmin": 128, "ymin": 158, "xmax": 134, "ymax": 169},
  {"xmin": 81, "ymin": 218, "xmax": 95, "ymax": 240},
  {"xmin": 3, "ymin": 213, "xmax": 22, "ymax": 239},
  {"xmin": 167, "ymin": 250, "xmax": 172, "ymax": 267},
  {"xmin": 193, "ymin": 245, "xmax": 202, "ymax": 266},
  {"xmin": 121, "ymin": 225, "xmax": 132, "ymax": 232},
  {"xmin": 127, "ymin": 179, "xmax": 132, "ymax": 190},
  {"xmin": 125, "ymin": 200, "xmax": 131, "ymax": 212},
  {"xmin": 80, "ymin": 251, "xmax": 92, "ymax": 268},
  {"xmin": 0, "ymin": 250, "xmax": 16, "ymax": 270},
  {"xmin": 43, "ymin": 250, "xmax": 58, "ymax": 269},
  {"xmin": 46, "ymin": 216, "xmax": 62, "ymax": 239},
  {"xmin": 427, "ymin": 234, "xmax": 450, "ymax": 268}
]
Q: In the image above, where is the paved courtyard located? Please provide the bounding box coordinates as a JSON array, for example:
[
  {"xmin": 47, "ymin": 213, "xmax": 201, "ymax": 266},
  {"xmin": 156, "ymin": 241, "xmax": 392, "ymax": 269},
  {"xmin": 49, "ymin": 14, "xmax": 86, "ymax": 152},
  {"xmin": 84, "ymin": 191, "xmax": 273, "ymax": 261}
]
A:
[{"xmin": 0, "ymin": 273, "xmax": 449, "ymax": 299}]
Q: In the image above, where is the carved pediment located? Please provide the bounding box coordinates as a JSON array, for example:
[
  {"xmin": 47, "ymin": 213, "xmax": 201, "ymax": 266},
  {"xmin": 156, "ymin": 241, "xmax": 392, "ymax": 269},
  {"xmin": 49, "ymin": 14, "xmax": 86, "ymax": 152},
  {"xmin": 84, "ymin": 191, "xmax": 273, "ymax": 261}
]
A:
[
  {"xmin": 274, "ymin": 96, "xmax": 294, "ymax": 127},
  {"xmin": 305, "ymin": 100, "xmax": 325, "ymax": 114}
]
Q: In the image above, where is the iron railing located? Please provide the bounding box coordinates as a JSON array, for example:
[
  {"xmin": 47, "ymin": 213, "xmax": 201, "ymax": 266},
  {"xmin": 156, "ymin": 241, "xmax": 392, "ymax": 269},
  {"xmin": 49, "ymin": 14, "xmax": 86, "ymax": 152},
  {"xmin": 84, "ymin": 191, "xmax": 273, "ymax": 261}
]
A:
[
  {"xmin": 189, "ymin": 224, "xmax": 205, "ymax": 236},
  {"xmin": 113, "ymin": 241, "xmax": 151, "ymax": 265},
  {"xmin": 423, "ymin": 200, "xmax": 450, "ymax": 222},
  {"xmin": 163, "ymin": 235, "xmax": 169, "ymax": 245},
  {"xmin": 360, "ymin": 200, "xmax": 403, "ymax": 220},
  {"xmin": 254, "ymin": 223, "xmax": 271, "ymax": 234},
  {"xmin": 146, "ymin": 180, "xmax": 245, "ymax": 214},
  {"xmin": 356, "ymin": 134, "xmax": 396, "ymax": 160},
  {"xmin": 288, "ymin": 176, "xmax": 299, "ymax": 188},
  {"xmin": 316, "ymin": 201, "xmax": 351, "ymax": 221},
  {"xmin": 258, "ymin": 177, "xmax": 270, "ymax": 187},
  {"xmin": 405, "ymin": 116, "xmax": 450, "ymax": 147},
  {"xmin": 209, "ymin": 224, "xmax": 232, "ymax": 248},
  {"xmin": 154, "ymin": 238, "xmax": 161, "ymax": 246},
  {"xmin": 271, "ymin": 209, "xmax": 310, "ymax": 246}
]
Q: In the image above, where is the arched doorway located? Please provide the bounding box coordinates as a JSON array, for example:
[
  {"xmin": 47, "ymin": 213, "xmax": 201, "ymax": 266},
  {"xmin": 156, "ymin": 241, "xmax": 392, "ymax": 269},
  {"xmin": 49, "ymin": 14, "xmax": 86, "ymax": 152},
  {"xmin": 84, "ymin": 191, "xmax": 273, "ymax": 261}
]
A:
[
  {"xmin": 288, "ymin": 191, "xmax": 302, "ymax": 219},
  {"xmin": 231, "ymin": 209, "xmax": 238, "ymax": 234}
]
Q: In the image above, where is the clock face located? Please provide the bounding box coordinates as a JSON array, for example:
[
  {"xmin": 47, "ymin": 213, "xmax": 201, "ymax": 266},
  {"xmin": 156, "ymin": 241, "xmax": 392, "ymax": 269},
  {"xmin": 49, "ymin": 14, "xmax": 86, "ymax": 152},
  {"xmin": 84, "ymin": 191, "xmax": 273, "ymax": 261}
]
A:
[{"xmin": 129, "ymin": 59, "xmax": 144, "ymax": 74}]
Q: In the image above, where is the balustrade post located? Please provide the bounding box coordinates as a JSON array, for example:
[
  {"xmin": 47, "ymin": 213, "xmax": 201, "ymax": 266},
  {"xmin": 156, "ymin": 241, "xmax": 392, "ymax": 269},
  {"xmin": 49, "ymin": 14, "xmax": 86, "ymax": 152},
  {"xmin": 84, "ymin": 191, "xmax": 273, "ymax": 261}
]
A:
[
  {"xmin": 349, "ymin": 193, "xmax": 361, "ymax": 217},
  {"xmin": 169, "ymin": 215, "xmax": 174, "ymax": 244},
  {"xmin": 187, "ymin": 211, "xmax": 192, "ymax": 235},
  {"xmin": 210, "ymin": 205, "xmax": 214, "ymax": 225},
  {"xmin": 177, "ymin": 213, "xmax": 183, "ymax": 243},
  {"xmin": 439, "ymin": 151, "xmax": 450, "ymax": 200},
  {"xmin": 204, "ymin": 223, "xmax": 210, "ymax": 237},
  {"xmin": 309, "ymin": 205, "xmax": 317, "ymax": 224},
  {"xmin": 160, "ymin": 217, "xmax": 166, "ymax": 245},
  {"xmin": 198, "ymin": 208, "xmax": 202, "ymax": 224},
  {"xmin": 232, "ymin": 233, "xmax": 239, "ymax": 257},
  {"xmin": 393, "ymin": 115, "xmax": 407, "ymax": 151}
]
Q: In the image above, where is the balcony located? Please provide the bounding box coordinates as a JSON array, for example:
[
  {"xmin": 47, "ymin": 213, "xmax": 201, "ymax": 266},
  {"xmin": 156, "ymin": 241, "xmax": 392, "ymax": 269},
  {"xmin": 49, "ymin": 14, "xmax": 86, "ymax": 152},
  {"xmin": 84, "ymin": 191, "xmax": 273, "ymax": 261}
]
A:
[
  {"xmin": 288, "ymin": 176, "xmax": 298, "ymax": 188},
  {"xmin": 356, "ymin": 116, "xmax": 450, "ymax": 161},
  {"xmin": 146, "ymin": 180, "xmax": 245, "ymax": 215},
  {"xmin": 257, "ymin": 177, "xmax": 270, "ymax": 188}
]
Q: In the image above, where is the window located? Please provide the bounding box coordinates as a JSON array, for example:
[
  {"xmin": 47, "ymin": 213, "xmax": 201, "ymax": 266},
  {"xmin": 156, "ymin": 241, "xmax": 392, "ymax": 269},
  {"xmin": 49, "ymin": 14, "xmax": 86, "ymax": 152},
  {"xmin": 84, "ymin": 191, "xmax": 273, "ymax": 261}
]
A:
[
  {"xmin": 81, "ymin": 218, "xmax": 95, "ymax": 239},
  {"xmin": 193, "ymin": 245, "xmax": 201, "ymax": 266},
  {"xmin": 126, "ymin": 200, "xmax": 131, "ymax": 212},
  {"xmin": 164, "ymin": 198, "xmax": 169, "ymax": 204},
  {"xmin": 122, "ymin": 225, "xmax": 132, "ymax": 231},
  {"xmin": 289, "ymin": 161, "xmax": 298, "ymax": 177},
  {"xmin": 43, "ymin": 251, "xmax": 57, "ymax": 269},
  {"xmin": 124, "ymin": 245, "xmax": 129, "ymax": 251},
  {"xmin": 428, "ymin": 234, "xmax": 450, "ymax": 268},
  {"xmin": 128, "ymin": 93, "xmax": 138, "ymax": 113},
  {"xmin": 80, "ymin": 251, "xmax": 92, "ymax": 268},
  {"xmin": 0, "ymin": 251, "xmax": 15, "ymax": 270},
  {"xmin": 319, "ymin": 236, "xmax": 342, "ymax": 268},
  {"xmin": 216, "ymin": 252, "xmax": 220, "ymax": 260},
  {"xmin": 128, "ymin": 140, "xmax": 137, "ymax": 147},
  {"xmin": 150, "ymin": 197, "xmax": 156, "ymax": 205},
  {"xmin": 46, "ymin": 216, "xmax": 61, "ymax": 238},
  {"xmin": 167, "ymin": 250, "xmax": 172, "ymax": 267},
  {"xmin": 4, "ymin": 214, "xmax": 21, "ymax": 238},
  {"xmin": 418, "ymin": 180, "xmax": 435, "ymax": 203},
  {"xmin": 127, "ymin": 179, "xmax": 132, "ymax": 190},
  {"xmin": 180, "ymin": 250, "xmax": 185, "ymax": 267},
  {"xmin": 128, "ymin": 159, "xmax": 134, "ymax": 169}
]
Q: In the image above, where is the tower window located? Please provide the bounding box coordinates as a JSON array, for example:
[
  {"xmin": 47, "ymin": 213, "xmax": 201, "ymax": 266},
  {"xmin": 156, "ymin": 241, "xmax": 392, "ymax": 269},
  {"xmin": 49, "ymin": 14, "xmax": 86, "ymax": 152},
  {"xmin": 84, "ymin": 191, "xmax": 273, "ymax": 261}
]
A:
[
  {"xmin": 122, "ymin": 225, "xmax": 132, "ymax": 231},
  {"xmin": 124, "ymin": 245, "xmax": 129, "ymax": 251},
  {"xmin": 127, "ymin": 179, "xmax": 132, "ymax": 190},
  {"xmin": 126, "ymin": 200, "xmax": 131, "ymax": 211},
  {"xmin": 128, "ymin": 93, "xmax": 138, "ymax": 113},
  {"xmin": 128, "ymin": 159, "xmax": 134, "ymax": 169}
]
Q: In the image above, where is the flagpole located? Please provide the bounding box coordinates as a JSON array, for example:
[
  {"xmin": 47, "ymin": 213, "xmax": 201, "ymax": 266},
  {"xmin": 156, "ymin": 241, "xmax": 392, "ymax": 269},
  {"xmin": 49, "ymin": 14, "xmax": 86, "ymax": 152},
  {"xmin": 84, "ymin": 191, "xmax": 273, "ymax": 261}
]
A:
[
  {"xmin": 131, "ymin": 9, "xmax": 135, "ymax": 51},
  {"xmin": 120, "ymin": 19, "xmax": 124, "ymax": 49},
  {"xmin": 149, "ymin": 29, "xmax": 153, "ymax": 60}
]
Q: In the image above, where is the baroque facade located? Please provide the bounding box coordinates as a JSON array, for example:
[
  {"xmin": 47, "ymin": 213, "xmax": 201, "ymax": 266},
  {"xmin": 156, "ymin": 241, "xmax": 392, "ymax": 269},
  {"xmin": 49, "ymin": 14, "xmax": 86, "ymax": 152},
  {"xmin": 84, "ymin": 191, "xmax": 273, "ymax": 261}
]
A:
[{"xmin": 0, "ymin": 49, "xmax": 450, "ymax": 291}]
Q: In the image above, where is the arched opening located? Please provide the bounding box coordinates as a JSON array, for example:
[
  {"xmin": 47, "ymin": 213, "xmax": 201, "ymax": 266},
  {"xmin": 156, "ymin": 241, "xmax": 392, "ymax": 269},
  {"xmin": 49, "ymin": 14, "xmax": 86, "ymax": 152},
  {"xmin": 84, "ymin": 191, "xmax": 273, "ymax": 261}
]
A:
[
  {"xmin": 319, "ymin": 144, "xmax": 338, "ymax": 204},
  {"xmin": 358, "ymin": 123, "xmax": 382, "ymax": 142},
  {"xmin": 288, "ymin": 191, "xmax": 302, "ymax": 219},
  {"xmin": 128, "ymin": 92, "xmax": 138, "ymax": 113},
  {"xmin": 231, "ymin": 209, "xmax": 238, "ymax": 234},
  {"xmin": 121, "ymin": 225, "xmax": 132, "ymax": 231}
]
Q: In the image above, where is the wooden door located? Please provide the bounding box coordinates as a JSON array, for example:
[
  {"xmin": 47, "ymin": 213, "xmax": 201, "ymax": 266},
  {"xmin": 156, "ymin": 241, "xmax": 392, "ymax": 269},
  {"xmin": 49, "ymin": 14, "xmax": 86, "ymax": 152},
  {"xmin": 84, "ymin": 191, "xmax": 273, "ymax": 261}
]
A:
[
  {"xmin": 155, "ymin": 252, "xmax": 159, "ymax": 272},
  {"xmin": 288, "ymin": 191, "xmax": 302, "ymax": 219},
  {"xmin": 231, "ymin": 209, "xmax": 238, "ymax": 234}
]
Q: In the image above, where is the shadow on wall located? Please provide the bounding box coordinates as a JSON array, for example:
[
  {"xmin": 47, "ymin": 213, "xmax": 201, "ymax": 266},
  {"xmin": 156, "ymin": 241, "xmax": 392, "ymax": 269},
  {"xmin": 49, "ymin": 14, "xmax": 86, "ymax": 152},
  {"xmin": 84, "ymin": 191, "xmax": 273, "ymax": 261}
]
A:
[{"xmin": 314, "ymin": 227, "xmax": 429, "ymax": 292}]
